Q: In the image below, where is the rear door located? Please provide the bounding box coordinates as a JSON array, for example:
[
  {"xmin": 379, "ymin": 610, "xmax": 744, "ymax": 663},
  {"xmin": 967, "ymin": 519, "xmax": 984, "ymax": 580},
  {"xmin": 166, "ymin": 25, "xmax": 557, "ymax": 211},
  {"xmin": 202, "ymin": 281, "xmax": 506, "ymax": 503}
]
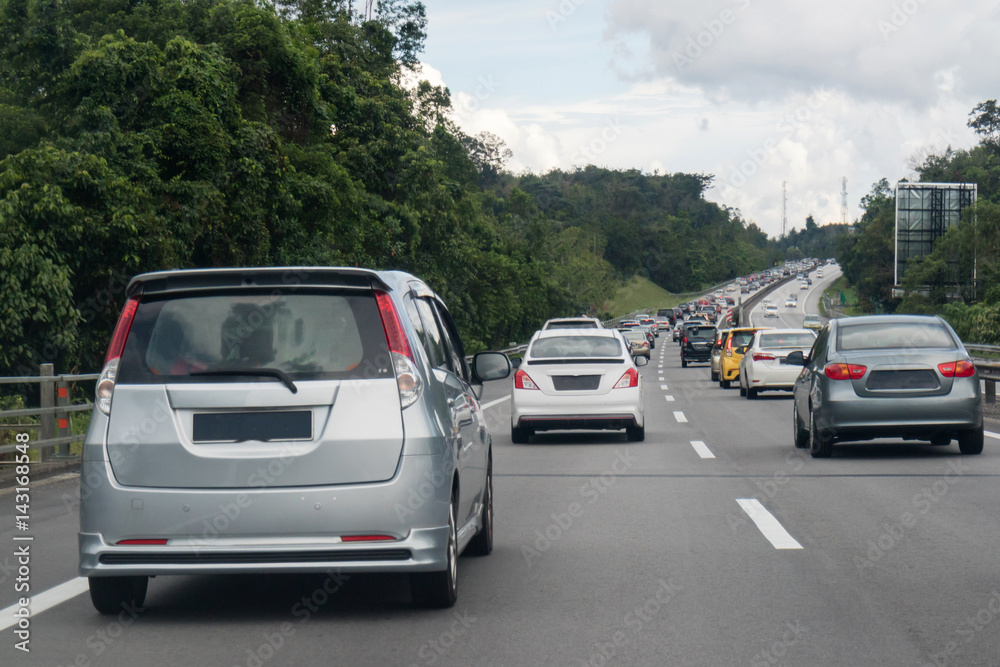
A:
[{"xmin": 106, "ymin": 286, "xmax": 404, "ymax": 489}]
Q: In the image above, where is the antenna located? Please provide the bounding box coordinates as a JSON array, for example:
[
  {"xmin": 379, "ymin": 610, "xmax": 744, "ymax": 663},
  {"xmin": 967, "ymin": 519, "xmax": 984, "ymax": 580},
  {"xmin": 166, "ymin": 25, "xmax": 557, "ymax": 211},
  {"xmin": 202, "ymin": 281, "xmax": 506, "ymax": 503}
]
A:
[
  {"xmin": 782, "ymin": 181, "xmax": 788, "ymax": 237},
  {"xmin": 841, "ymin": 177, "xmax": 848, "ymax": 224}
]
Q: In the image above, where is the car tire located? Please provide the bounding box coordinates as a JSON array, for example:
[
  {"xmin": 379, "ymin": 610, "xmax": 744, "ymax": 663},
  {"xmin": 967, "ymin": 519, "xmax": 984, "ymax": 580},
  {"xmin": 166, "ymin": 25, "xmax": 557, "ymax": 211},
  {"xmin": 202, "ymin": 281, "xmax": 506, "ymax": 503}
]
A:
[
  {"xmin": 739, "ymin": 381, "xmax": 746, "ymax": 397},
  {"xmin": 626, "ymin": 423, "xmax": 645, "ymax": 442},
  {"xmin": 89, "ymin": 576, "xmax": 148, "ymax": 615},
  {"xmin": 958, "ymin": 426, "xmax": 984, "ymax": 455},
  {"xmin": 510, "ymin": 425, "xmax": 531, "ymax": 444},
  {"xmin": 809, "ymin": 409, "xmax": 833, "ymax": 458},
  {"xmin": 720, "ymin": 378, "xmax": 730, "ymax": 389},
  {"xmin": 711, "ymin": 370, "xmax": 718, "ymax": 382},
  {"xmin": 411, "ymin": 492, "xmax": 459, "ymax": 608},
  {"xmin": 793, "ymin": 406, "xmax": 809, "ymax": 448},
  {"xmin": 467, "ymin": 458, "xmax": 493, "ymax": 556},
  {"xmin": 747, "ymin": 387, "xmax": 758, "ymax": 399},
  {"xmin": 681, "ymin": 357, "xmax": 688, "ymax": 368}
]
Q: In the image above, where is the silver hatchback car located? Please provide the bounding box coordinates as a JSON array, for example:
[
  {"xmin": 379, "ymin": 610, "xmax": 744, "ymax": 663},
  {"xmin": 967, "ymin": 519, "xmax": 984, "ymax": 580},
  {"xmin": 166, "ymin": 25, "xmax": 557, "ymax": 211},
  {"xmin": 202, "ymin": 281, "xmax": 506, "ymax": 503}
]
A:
[
  {"xmin": 80, "ymin": 268, "xmax": 511, "ymax": 612},
  {"xmin": 788, "ymin": 315, "xmax": 982, "ymax": 458}
]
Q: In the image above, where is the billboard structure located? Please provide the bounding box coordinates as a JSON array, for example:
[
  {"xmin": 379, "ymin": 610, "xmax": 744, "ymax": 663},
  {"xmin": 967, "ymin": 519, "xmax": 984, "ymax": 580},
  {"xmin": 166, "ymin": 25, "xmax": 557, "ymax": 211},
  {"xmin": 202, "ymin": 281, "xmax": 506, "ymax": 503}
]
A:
[{"xmin": 894, "ymin": 182, "xmax": 977, "ymax": 286}]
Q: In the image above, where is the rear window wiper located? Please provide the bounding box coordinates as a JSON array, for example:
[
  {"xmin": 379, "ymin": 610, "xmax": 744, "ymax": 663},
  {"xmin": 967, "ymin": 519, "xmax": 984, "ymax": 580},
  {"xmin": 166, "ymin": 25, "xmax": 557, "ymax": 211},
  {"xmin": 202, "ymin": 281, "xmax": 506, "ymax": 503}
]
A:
[{"xmin": 190, "ymin": 368, "xmax": 298, "ymax": 394}]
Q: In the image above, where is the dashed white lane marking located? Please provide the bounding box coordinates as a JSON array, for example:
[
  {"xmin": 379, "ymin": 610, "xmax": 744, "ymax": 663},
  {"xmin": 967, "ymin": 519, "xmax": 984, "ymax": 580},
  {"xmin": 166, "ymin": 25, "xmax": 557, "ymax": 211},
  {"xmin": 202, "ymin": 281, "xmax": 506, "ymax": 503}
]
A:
[
  {"xmin": 736, "ymin": 499, "xmax": 803, "ymax": 550},
  {"xmin": 0, "ymin": 577, "xmax": 90, "ymax": 631},
  {"xmin": 673, "ymin": 411, "xmax": 687, "ymax": 423},
  {"xmin": 482, "ymin": 395, "xmax": 510, "ymax": 410},
  {"xmin": 690, "ymin": 440, "xmax": 715, "ymax": 459},
  {"xmin": 665, "ymin": 395, "xmax": 675, "ymax": 402},
  {"xmin": 660, "ymin": 384, "xmax": 669, "ymax": 390}
]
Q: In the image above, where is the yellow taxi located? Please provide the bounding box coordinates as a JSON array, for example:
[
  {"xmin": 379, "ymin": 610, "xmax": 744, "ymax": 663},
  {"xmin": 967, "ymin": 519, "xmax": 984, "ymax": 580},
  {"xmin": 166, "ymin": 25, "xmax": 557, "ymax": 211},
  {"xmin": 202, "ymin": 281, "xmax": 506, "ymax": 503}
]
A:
[{"xmin": 718, "ymin": 327, "xmax": 772, "ymax": 389}]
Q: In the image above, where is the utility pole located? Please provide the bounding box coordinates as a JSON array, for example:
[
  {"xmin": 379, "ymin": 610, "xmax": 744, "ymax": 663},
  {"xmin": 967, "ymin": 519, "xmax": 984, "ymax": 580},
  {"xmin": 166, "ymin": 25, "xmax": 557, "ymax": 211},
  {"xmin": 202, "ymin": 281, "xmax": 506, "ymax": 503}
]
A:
[
  {"xmin": 781, "ymin": 181, "xmax": 788, "ymax": 237},
  {"xmin": 841, "ymin": 177, "xmax": 848, "ymax": 225}
]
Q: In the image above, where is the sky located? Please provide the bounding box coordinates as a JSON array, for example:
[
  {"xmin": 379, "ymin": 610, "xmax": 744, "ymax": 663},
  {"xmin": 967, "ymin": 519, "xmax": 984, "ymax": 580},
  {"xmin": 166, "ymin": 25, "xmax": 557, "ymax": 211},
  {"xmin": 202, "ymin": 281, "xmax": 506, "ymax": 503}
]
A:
[{"xmin": 417, "ymin": 0, "xmax": 1000, "ymax": 238}]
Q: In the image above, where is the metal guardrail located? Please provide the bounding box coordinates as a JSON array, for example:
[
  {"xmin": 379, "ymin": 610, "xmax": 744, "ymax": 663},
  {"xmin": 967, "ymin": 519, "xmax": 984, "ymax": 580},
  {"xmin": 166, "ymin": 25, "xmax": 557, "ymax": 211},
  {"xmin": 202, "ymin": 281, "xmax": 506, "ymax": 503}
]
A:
[{"xmin": 0, "ymin": 364, "xmax": 97, "ymax": 459}]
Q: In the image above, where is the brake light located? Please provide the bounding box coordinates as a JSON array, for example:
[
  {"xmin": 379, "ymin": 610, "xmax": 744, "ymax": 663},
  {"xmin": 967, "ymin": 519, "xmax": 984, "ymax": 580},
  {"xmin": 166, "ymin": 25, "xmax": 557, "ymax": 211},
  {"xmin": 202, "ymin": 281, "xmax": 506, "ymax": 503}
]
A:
[
  {"xmin": 514, "ymin": 369, "xmax": 539, "ymax": 390},
  {"xmin": 375, "ymin": 291, "xmax": 422, "ymax": 408},
  {"xmin": 939, "ymin": 360, "xmax": 976, "ymax": 378},
  {"xmin": 725, "ymin": 336, "xmax": 734, "ymax": 356},
  {"xmin": 96, "ymin": 296, "xmax": 140, "ymax": 415},
  {"xmin": 824, "ymin": 363, "xmax": 867, "ymax": 380},
  {"xmin": 682, "ymin": 336, "xmax": 688, "ymax": 344},
  {"xmin": 752, "ymin": 352, "xmax": 776, "ymax": 361},
  {"xmin": 614, "ymin": 368, "xmax": 639, "ymax": 389}
]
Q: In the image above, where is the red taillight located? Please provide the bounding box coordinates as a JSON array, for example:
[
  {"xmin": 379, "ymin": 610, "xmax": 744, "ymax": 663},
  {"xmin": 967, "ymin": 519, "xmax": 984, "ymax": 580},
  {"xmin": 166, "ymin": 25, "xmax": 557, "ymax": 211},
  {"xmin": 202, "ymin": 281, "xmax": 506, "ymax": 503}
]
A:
[
  {"xmin": 375, "ymin": 291, "xmax": 413, "ymax": 358},
  {"xmin": 824, "ymin": 363, "xmax": 867, "ymax": 380},
  {"xmin": 939, "ymin": 360, "xmax": 976, "ymax": 378},
  {"xmin": 614, "ymin": 368, "xmax": 639, "ymax": 389},
  {"xmin": 341, "ymin": 535, "xmax": 396, "ymax": 542},
  {"xmin": 725, "ymin": 336, "xmax": 734, "ymax": 356},
  {"xmin": 682, "ymin": 336, "xmax": 688, "ymax": 344},
  {"xmin": 514, "ymin": 369, "xmax": 539, "ymax": 390},
  {"xmin": 116, "ymin": 539, "xmax": 168, "ymax": 545},
  {"xmin": 752, "ymin": 352, "xmax": 776, "ymax": 362},
  {"xmin": 104, "ymin": 296, "xmax": 140, "ymax": 364},
  {"xmin": 374, "ymin": 291, "xmax": 422, "ymax": 408}
]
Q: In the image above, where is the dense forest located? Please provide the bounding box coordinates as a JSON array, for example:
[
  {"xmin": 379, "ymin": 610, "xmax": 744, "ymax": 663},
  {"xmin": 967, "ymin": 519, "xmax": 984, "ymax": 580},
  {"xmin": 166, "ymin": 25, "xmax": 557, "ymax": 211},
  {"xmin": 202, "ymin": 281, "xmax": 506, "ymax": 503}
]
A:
[{"xmin": 0, "ymin": 0, "xmax": 785, "ymax": 378}]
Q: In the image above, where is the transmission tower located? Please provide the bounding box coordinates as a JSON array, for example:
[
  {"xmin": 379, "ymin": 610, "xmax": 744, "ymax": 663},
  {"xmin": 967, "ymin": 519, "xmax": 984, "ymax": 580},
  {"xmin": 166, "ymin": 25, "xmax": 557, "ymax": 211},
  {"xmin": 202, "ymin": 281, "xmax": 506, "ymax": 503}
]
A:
[
  {"xmin": 781, "ymin": 181, "xmax": 788, "ymax": 237},
  {"xmin": 841, "ymin": 177, "xmax": 848, "ymax": 224}
]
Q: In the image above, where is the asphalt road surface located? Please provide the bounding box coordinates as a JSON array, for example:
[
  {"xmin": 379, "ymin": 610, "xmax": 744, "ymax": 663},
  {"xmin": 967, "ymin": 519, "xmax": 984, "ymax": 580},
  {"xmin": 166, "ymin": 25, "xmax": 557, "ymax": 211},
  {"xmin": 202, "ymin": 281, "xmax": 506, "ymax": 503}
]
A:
[{"xmin": 3, "ymin": 268, "xmax": 1000, "ymax": 666}]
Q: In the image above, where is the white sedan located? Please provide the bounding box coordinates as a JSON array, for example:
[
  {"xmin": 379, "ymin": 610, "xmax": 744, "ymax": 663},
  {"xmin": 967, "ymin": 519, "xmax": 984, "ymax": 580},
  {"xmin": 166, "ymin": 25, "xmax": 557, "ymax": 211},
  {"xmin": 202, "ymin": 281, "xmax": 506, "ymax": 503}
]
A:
[
  {"xmin": 738, "ymin": 329, "xmax": 817, "ymax": 399},
  {"xmin": 511, "ymin": 329, "xmax": 645, "ymax": 443},
  {"xmin": 785, "ymin": 297, "xmax": 797, "ymax": 308},
  {"xmin": 763, "ymin": 304, "xmax": 779, "ymax": 318}
]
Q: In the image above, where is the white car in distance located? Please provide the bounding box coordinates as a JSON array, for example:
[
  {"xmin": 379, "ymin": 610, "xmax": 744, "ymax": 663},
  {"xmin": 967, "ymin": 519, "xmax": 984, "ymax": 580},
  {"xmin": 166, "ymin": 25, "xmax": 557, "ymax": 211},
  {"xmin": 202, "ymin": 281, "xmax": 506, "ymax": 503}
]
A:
[
  {"xmin": 511, "ymin": 329, "xmax": 645, "ymax": 443},
  {"xmin": 738, "ymin": 329, "xmax": 817, "ymax": 399}
]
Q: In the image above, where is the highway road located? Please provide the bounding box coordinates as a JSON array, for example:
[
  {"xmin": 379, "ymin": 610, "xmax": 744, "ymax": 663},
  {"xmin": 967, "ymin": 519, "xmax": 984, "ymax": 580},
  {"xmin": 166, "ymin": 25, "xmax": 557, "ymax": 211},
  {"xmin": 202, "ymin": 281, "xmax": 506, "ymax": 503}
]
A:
[{"xmin": 3, "ymin": 265, "xmax": 1000, "ymax": 666}]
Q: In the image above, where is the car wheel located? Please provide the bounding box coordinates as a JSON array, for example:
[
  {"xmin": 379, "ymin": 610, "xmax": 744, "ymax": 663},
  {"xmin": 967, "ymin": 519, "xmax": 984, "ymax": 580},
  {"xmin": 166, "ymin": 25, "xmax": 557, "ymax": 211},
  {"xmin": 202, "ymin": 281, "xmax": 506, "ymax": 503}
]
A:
[
  {"xmin": 711, "ymin": 370, "xmax": 718, "ymax": 382},
  {"xmin": 720, "ymin": 378, "xmax": 730, "ymax": 389},
  {"xmin": 89, "ymin": 576, "xmax": 148, "ymax": 615},
  {"xmin": 681, "ymin": 357, "xmax": 688, "ymax": 368},
  {"xmin": 411, "ymin": 491, "xmax": 458, "ymax": 608},
  {"xmin": 793, "ymin": 406, "xmax": 809, "ymax": 448},
  {"xmin": 747, "ymin": 387, "xmax": 758, "ymax": 399},
  {"xmin": 467, "ymin": 458, "xmax": 493, "ymax": 556},
  {"xmin": 511, "ymin": 425, "xmax": 531, "ymax": 444},
  {"xmin": 809, "ymin": 409, "xmax": 833, "ymax": 458},
  {"xmin": 739, "ymin": 380, "xmax": 746, "ymax": 397},
  {"xmin": 626, "ymin": 423, "xmax": 645, "ymax": 442},
  {"xmin": 958, "ymin": 426, "xmax": 984, "ymax": 455}
]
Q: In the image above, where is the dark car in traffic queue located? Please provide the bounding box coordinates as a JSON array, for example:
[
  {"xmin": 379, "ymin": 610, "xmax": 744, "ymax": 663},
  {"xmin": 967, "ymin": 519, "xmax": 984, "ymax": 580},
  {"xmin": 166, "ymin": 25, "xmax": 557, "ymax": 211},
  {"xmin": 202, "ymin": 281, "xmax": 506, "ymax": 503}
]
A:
[
  {"xmin": 787, "ymin": 315, "xmax": 983, "ymax": 458},
  {"xmin": 681, "ymin": 323, "xmax": 717, "ymax": 368}
]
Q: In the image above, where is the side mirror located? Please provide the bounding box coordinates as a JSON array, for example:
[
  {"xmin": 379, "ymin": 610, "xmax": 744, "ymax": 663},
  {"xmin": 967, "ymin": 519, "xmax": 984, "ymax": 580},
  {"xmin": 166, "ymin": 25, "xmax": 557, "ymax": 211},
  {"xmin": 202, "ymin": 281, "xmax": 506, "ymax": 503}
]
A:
[
  {"xmin": 785, "ymin": 350, "xmax": 806, "ymax": 366},
  {"xmin": 736, "ymin": 345, "xmax": 748, "ymax": 355},
  {"xmin": 472, "ymin": 352, "xmax": 512, "ymax": 383},
  {"xmin": 511, "ymin": 357, "xmax": 523, "ymax": 370},
  {"xmin": 633, "ymin": 355, "xmax": 649, "ymax": 366}
]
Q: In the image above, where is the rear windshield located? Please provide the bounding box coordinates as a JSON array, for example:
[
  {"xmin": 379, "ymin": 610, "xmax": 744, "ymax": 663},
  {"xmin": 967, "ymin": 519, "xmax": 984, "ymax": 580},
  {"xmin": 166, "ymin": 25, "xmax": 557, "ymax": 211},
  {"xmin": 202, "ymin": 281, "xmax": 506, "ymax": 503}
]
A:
[
  {"xmin": 623, "ymin": 332, "xmax": 646, "ymax": 344},
  {"xmin": 530, "ymin": 336, "xmax": 622, "ymax": 359},
  {"xmin": 759, "ymin": 332, "xmax": 815, "ymax": 348},
  {"xmin": 687, "ymin": 327, "xmax": 716, "ymax": 341},
  {"xmin": 837, "ymin": 322, "xmax": 956, "ymax": 351},
  {"xmin": 546, "ymin": 321, "xmax": 598, "ymax": 329},
  {"xmin": 118, "ymin": 290, "xmax": 392, "ymax": 383},
  {"xmin": 729, "ymin": 332, "xmax": 756, "ymax": 348},
  {"xmin": 657, "ymin": 309, "xmax": 672, "ymax": 317}
]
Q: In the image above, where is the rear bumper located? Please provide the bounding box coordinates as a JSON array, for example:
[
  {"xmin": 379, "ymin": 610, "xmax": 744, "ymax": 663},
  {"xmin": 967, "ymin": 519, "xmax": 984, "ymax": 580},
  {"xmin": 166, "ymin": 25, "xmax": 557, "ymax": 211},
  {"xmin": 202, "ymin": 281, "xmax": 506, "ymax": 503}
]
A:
[
  {"xmin": 815, "ymin": 385, "xmax": 982, "ymax": 442},
  {"xmin": 79, "ymin": 453, "xmax": 453, "ymax": 577},
  {"xmin": 514, "ymin": 414, "xmax": 641, "ymax": 432}
]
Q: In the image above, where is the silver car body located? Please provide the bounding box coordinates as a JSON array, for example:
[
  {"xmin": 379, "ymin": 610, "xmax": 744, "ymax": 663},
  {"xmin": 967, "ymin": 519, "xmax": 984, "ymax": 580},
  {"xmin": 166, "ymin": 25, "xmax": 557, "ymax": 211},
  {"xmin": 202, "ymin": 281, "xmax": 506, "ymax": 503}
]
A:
[
  {"xmin": 511, "ymin": 329, "xmax": 644, "ymax": 437},
  {"xmin": 738, "ymin": 329, "xmax": 816, "ymax": 396},
  {"xmin": 791, "ymin": 315, "xmax": 983, "ymax": 455},
  {"xmin": 79, "ymin": 267, "xmax": 509, "ymax": 608}
]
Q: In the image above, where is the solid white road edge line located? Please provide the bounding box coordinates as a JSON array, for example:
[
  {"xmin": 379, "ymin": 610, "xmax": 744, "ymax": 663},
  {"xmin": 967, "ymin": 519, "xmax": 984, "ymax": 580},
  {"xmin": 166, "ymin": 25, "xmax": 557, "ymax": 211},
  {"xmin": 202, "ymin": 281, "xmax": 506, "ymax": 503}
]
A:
[
  {"xmin": 673, "ymin": 411, "xmax": 687, "ymax": 423},
  {"xmin": 690, "ymin": 440, "xmax": 715, "ymax": 459},
  {"xmin": 736, "ymin": 498, "xmax": 803, "ymax": 550},
  {"xmin": 0, "ymin": 577, "xmax": 90, "ymax": 631},
  {"xmin": 985, "ymin": 430, "xmax": 1000, "ymax": 440},
  {"xmin": 481, "ymin": 395, "xmax": 510, "ymax": 410}
]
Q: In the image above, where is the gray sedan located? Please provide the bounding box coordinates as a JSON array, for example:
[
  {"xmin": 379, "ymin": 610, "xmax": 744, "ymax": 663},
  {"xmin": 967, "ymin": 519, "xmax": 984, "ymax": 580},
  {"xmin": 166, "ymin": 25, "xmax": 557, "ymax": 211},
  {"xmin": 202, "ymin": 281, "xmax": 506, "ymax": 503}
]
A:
[{"xmin": 788, "ymin": 315, "xmax": 983, "ymax": 458}]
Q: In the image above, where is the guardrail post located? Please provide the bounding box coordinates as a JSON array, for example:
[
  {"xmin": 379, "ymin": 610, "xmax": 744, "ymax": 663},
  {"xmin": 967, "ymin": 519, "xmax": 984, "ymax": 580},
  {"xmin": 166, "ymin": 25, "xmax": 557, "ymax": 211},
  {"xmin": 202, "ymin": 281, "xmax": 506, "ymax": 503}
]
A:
[
  {"xmin": 56, "ymin": 378, "xmax": 70, "ymax": 457},
  {"xmin": 986, "ymin": 379, "xmax": 996, "ymax": 405},
  {"xmin": 39, "ymin": 363, "xmax": 55, "ymax": 461}
]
